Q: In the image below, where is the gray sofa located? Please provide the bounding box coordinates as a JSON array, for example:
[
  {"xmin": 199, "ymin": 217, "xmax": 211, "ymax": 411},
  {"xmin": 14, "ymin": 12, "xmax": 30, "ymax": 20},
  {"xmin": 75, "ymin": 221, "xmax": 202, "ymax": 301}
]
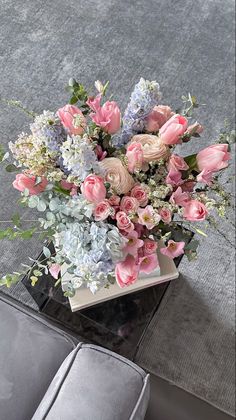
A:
[{"xmin": 0, "ymin": 294, "xmax": 150, "ymax": 420}]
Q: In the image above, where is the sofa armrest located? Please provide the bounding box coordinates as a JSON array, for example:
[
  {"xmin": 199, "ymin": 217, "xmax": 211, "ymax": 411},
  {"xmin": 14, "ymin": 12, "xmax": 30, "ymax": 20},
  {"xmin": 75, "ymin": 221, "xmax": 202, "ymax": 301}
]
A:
[{"xmin": 32, "ymin": 343, "xmax": 150, "ymax": 420}]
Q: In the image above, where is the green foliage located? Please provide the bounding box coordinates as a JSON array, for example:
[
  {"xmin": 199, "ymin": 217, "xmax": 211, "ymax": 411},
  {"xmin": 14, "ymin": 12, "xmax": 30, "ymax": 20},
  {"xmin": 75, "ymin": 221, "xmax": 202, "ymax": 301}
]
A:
[
  {"xmin": 66, "ymin": 79, "xmax": 89, "ymax": 108},
  {"xmin": 184, "ymin": 239, "xmax": 199, "ymax": 261},
  {"xmin": 0, "ymin": 144, "xmax": 5, "ymax": 162},
  {"xmin": 181, "ymin": 93, "xmax": 200, "ymax": 117},
  {"xmin": 0, "ymin": 227, "xmax": 37, "ymax": 240},
  {"xmin": 5, "ymin": 164, "xmax": 18, "ymax": 172},
  {"xmin": 184, "ymin": 153, "xmax": 198, "ymax": 171}
]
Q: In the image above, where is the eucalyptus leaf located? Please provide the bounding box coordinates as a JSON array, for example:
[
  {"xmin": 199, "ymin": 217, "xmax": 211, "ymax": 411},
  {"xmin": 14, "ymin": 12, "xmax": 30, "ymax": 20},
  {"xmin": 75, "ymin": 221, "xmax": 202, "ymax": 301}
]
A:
[
  {"xmin": 43, "ymin": 246, "xmax": 51, "ymax": 258},
  {"xmin": 5, "ymin": 163, "xmax": 18, "ymax": 172},
  {"xmin": 37, "ymin": 200, "xmax": 47, "ymax": 212},
  {"xmin": 28, "ymin": 195, "xmax": 39, "ymax": 208}
]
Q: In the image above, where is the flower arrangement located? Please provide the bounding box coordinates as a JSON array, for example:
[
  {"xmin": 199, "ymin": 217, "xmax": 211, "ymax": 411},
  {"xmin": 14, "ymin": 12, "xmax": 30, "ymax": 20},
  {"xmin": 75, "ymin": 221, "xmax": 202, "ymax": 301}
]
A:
[{"xmin": 0, "ymin": 78, "xmax": 233, "ymax": 296}]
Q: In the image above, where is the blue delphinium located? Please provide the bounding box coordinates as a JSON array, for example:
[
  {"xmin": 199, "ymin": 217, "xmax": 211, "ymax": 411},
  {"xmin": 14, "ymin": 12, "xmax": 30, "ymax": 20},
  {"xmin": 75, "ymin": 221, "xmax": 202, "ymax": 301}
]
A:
[
  {"xmin": 60, "ymin": 135, "xmax": 103, "ymax": 181},
  {"xmin": 114, "ymin": 78, "xmax": 162, "ymax": 147},
  {"xmin": 30, "ymin": 111, "xmax": 66, "ymax": 152}
]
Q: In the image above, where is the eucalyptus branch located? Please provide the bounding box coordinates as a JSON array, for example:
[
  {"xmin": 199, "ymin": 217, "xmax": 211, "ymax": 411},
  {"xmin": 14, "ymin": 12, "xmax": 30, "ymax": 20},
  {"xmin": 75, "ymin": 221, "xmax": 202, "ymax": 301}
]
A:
[{"xmin": 0, "ymin": 97, "xmax": 36, "ymax": 117}]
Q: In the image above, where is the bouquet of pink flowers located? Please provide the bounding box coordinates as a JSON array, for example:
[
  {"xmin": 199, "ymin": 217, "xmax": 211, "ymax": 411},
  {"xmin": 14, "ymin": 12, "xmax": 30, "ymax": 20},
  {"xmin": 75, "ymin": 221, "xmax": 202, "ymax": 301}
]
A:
[{"xmin": 0, "ymin": 78, "xmax": 233, "ymax": 295}]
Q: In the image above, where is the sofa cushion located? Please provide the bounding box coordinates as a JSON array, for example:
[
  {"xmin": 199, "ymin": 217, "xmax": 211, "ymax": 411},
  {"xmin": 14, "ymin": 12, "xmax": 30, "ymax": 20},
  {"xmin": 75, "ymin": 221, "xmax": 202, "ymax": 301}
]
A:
[
  {"xmin": 0, "ymin": 295, "xmax": 77, "ymax": 420},
  {"xmin": 32, "ymin": 343, "xmax": 150, "ymax": 420}
]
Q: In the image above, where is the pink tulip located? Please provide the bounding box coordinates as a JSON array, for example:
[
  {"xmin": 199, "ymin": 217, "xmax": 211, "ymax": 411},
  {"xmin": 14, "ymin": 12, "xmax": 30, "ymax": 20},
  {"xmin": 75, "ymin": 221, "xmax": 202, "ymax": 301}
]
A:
[
  {"xmin": 115, "ymin": 255, "xmax": 139, "ymax": 288},
  {"xmin": 13, "ymin": 173, "xmax": 47, "ymax": 195},
  {"xmin": 185, "ymin": 122, "xmax": 203, "ymax": 136},
  {"xmin": 197, "ymin": 169, "xmax": 214, "ymax": 186},
  {"xmin": 86, "ymin": 95, "xmax": 102, "ymax": 112},
  {"xmin": 90, "ymin": 100, "xmax": 121, "ymax": 134},
  {"xmin": 169, "ymin": 187, "xmax": 190, "ymax": 207},
  {"xmin": 138, "ymin": 253, "xmax": 159, "ymax": 274},
  {"xmin": 160, "ymin": 240, "xmax": 185, "ymax": 259},
  {"xmin": 159, "ymin": 114, "xmax": 188, "ymax": 145},
  {"xmin": 183, "ymin": 200, "xmax": 208, "ymax": 221},
  {"xmin": 165, "ymin": 169, "xmax": 183, "ymax": 186},
  {"xmin": 49, "ymin": 263, "xmax": 61, "ymax": 280},
  {"xmin": 123, "ymin": 231, "xmax": 144, "ymax": 257},
  {"xmin": 57, "ymin": 104, "xmax": 86, "ymax": 135},
  {"xmin": 168, "ymin": 154, "xmax": 189, "ymax": 171},
  {"xmin": 95, "ymin": 145, "xmax": 107, "ymax": 161},
  {"xmin": 146, "ymin": 105, "xmax": 174, "ymax": 132},
  {"xmin": 60, "ymin": 180, "xmax": 75, "ymax": 190},
  {"xmin": 81, "ymin": 175, "xmax": 106, "ymax": 203},
  {"xmin": 126, "ymin": 142, "xmax": 144, "ymax": 173},
  {"xmin": 197, "ymin": 144, "xmax": 231, "ymax": 172}
]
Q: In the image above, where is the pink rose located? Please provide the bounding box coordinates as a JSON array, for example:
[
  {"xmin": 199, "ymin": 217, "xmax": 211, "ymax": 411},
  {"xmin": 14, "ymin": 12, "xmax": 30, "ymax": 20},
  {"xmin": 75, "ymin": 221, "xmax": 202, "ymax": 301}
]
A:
[
  {"xmin": 120, "ymin": 196, "xmax": 139, "ymax": 214},
  {"xmin": 49, "ymin": 263, "xmax": 61, "ymax": 280},
  {"xmin": 146, "ymin": 105, "xmax": 174, "ymax": 132},
  {"xmin": 197, "ymin": 169, "xmax": 214, "ymax": 186},
  {"xmin": 116, "ymin": 211, "xmax": 134, "ymax": 233},
  {"xmin": 108, "ymin": 195, "xmax": 120, "ymax": 206},
  {"xmin": 197, "ymin": 144, "xmax": 231, "ymax": 172},
  {"xmin": 143, "ymin": 239, "xmax": 158, "ymax": 255},
  {"xmin": 13, "ymin": 173, "xmax": 47, "ymax": 195},
  {"xmin": 166, "ymin": 169, "xmax": 183, "ymax": 186},
  {"xmin": 183, "ymin": 200, "xmax": 208, "ymax": 221},
  {"xmin": 81, "ymin": 175, "xmax": 106, "ymax": 203},
  {"xmin": 168, "ymin": 154, "xmax": 189, "ymax": 171},
  {"xmin": 93, "ymin": 200, "xmax": 113, "ymax": 221},
  {"xmin": 169, "ymin": 186, "xmax": 190, "ymax": 207},
  {"xmin": 57, "ymin": 104, "xmax": 86, "ymax": 135},
  {"xmin": 123, "ymin": 231, "xmax": 144, "ymax": 257},
  {"xmin": 159, "ymin": 114, "xmax": 188, "ymax": 145},
  {"xmin": 126, "ymin": 143, "xmax": 144, "ymax": 173},
  {"xmin": 86, "ymin": 95, "xmax": 102, "ymax": 112},
  {"xmin": 159, "ymin": 208, "xmax": 172, "ymax": 223},
  {"xmin": 90, "ymin": 100, "xmax": 121, "ymax": 134},
  {"xmin": 115, "ymin": 255, "xmax": 139, "ymax": 288},
  {"xmin": 137, "ymin": 205, "xmax": 161, "ymax": 230},
  {"xmin": 160, "ymin": 240, "xmax": 185, "ymax": 259},
  {"xmin": 131, "ymin": 184, "xmax": 149, "ymax": 207},
  {"xmin": 138, "ymin": 253, "xmax": 159, "ymax": 274}
]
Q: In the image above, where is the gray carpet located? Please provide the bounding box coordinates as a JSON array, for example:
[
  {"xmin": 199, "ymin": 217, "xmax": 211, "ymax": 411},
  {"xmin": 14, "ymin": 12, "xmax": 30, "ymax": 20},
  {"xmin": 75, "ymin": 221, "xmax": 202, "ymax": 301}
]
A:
[{"xmin": 0, "ymin": 0, "xmax": 235, "ymax": 415}]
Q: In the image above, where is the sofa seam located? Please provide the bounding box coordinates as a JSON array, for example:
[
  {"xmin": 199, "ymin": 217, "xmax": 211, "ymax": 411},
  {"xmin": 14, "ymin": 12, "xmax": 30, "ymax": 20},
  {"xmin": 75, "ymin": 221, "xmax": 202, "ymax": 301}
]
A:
[{"xmin": 42, "ymin": 343, "xmax": 83, "ymax": 419}]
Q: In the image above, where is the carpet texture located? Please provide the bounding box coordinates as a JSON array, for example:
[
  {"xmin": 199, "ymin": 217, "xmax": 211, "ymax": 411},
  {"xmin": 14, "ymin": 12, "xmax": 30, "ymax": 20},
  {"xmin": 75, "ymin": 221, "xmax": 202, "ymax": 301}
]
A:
[{"xmin": 0, "ymin": 0, "xmax": 235, "ymax": 415}]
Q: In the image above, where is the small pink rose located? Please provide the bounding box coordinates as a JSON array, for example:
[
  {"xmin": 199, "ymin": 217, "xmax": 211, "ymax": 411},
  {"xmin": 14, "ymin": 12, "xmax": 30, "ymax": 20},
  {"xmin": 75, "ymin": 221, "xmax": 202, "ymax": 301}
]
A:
[
  {"xmin": 81, "ymin": 175, "xmax": 106, "ymax": 203},
  {"xmin": 137, "ymin": 205, "xmax": 160, "ymax": 230},
  {"xmin": 120, "ymin": 196, "xmax": 139, "ymax": 214},
  {"xmin": 49, "ymin": 263, "xmax": 61, "ymax": 280},
  {"xmin": 115, "ymin": 255, "xmax": 139, "ymax": 288},
  {"xmin": 160, "ymin": 240, "xmax": 185, "ymax": 259},
  {"xmin": 197, "ymin": 144, "xmax": 231, "ymax": 172},
  {"xmin": 139, "ymin": 253, "xmax": 159, "ymax": 274},
  {"xmin": 146, "ymin": 105, "xmax": 174, "ymax": 132},
  {"xmin": 93, "ymin": 200, "xmax": 113, "ymax": 221},
  {"xmin": 168, "ymin": 154, "xmax": 189, "ymax": 172},
  {"xmin": 57, "ymin": 104, "xmax": 86, "ymax": 135},
  {"xmin": 130, "ymin": 184, "xmax": 149, "ymax": 207},
  {"xmin": 166, "ymin": 169, "xmax": 183, "ymax": 186},
  {"xmin": 108, "ymin": 195, "xmax": 121, "ymax": 206},
  {"xmin": 126, "ymin": 142, "xmax": 144, "ymax": 173},
  {"xmin": 123, "ymin": 231, "xmax": 144, "ymax": 257},
  {"xmin": 169, "ymin": 186, "xmax": 190, "ymax": 207},
  {"xmin": 143, "ymin": 239, "xmax": 158, "ymax": 255},
  {"xmin": 159, "ymin": 208, "xmax": 172, "ymax": 224},
  {"xmin": 116, "ymin": 211, "xmax": 134, "ymax": 233},
  {"xmin": 197, "ymin": 169, "xmax": 214, "ymax": 186},
  {"xmin": 159, "ymin": 114, "xmax": 188, "ymax": 145},
  {"xmin": 90, "ymin": 100, "xmax": 121, "ymax": 134},
  {"xmin": 183, "ymin": 199, "xmax": 208, "ymax": 221},
  {"xmin": 13, "ymin": 173, "xmax": 48, "ymax": 195}
]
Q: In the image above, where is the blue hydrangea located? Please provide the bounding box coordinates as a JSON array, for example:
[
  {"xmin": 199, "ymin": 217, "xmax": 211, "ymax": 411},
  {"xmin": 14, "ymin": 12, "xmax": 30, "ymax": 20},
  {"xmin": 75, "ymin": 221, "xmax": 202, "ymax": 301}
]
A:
[
  {"xmin": 60, "ymin": 135, "xmax": 103, "ymax": 181},
  {"xmin": 30, "ymin": 111, "xmax": 66, "ymax": 152},
  {"xmin": 56, "ymin": 221, "xmax": 126, "ymax": 293},
  {"xmin": 114, "ymin": 78, "xmax": 161, "ymax": 147}
]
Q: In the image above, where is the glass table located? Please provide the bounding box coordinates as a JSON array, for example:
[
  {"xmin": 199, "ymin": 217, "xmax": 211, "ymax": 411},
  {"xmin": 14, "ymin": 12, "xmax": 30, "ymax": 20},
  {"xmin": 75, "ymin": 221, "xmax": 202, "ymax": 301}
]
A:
[{"xmin": 22, "ymin": 231, "xmax": 192, "ymax": 359}]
